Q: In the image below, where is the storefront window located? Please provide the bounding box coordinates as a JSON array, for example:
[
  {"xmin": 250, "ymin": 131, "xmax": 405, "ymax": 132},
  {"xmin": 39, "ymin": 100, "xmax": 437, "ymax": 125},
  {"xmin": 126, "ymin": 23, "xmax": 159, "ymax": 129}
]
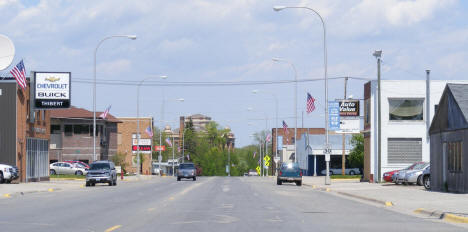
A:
[{"xmin": 389, "ymin": 99, "xmax": 424, "ymax": 120}]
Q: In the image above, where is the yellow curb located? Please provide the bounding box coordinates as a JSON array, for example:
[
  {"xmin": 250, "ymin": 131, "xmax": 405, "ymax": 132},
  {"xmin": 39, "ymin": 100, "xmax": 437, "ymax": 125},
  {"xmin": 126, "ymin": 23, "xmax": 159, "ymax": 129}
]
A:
[
  {"xmin": 80, "ymin": 184, "xmax": 85, "ymax": 188},
  {"xmin": 105, "ymin": 225, "xmax": 122, "ymax": 232},
  {"xmin": 48, "ymin": 188, "xmax": 54, "ymax": 192},
  {"xmin": 325, "ymin": 188, "xmax": 331, "ymax": 192},
  {"xmin": 385, "ymin": 201, "xmax": 393, "ymax": 206},
  {"xmin": 444, "ymin": 213, "xmax": 468, "ymax": 224},
  {"xmin": 312, "ymin": 185, "xmax": 316, "ymax": 189},
  {"xmin": 3, "ymin": 194, "xmax": 11, "ymax": 198}
]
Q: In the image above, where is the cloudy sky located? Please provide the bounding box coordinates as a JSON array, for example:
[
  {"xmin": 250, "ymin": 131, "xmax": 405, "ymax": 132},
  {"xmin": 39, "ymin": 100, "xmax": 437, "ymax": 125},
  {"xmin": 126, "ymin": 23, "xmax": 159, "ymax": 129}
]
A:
[{"xmin": 1, "ymin": 0, "xmax": 467, "ymax": 146}]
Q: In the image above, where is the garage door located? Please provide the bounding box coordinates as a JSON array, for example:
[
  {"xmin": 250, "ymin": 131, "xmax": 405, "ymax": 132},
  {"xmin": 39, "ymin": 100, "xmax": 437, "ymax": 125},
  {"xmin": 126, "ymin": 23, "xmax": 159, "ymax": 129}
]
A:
[{"xmin": 387, "ymin": 138, "xmax": 422, "ymax": 164}]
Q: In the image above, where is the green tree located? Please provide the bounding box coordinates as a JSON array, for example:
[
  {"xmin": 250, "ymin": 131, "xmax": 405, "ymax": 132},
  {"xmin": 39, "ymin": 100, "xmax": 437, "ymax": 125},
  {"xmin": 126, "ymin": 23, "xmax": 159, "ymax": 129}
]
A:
[
  {"xmin": 348, "ymin": 134, "xmax": 364, "ymax": 169},
  {"xmin": 112, "ymin": 152, "xmax": 127, "ymax": 173}
]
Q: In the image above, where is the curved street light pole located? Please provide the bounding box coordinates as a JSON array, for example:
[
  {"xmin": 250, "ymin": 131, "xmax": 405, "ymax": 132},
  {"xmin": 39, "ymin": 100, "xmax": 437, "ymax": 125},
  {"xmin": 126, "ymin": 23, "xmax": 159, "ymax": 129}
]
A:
[
  {"xmin": 272, "ymin": 58, "xmax": 298, "ymax": 163},
  {"xmin": 274, "ymin": 6, "xmax": 330, "ymax": 185},
  {"xmin": 136, "ymin": 75, "xmax": 167, "ymax": 175},
  {"xmin": 93, "ymin": 35, "xmax": 136, "ymax": 162}
]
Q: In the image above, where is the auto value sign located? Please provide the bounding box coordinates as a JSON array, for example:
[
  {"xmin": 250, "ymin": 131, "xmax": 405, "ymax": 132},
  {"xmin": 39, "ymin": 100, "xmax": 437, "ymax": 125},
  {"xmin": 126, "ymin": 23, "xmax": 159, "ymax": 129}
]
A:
[
  {"xmin": 34, "ymin": 72, "xmax": 71, "ymax": 109},
  {"xmin": 339, "ymin": 100, "xmax": 359, "ymax": 116}
]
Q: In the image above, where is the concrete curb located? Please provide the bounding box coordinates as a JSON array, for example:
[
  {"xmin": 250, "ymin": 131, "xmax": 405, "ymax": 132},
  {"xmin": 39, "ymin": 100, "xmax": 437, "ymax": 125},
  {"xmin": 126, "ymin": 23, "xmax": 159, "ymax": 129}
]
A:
[
  {"xmin": 414, "ymin": 208, "xmax": 468, "ymax": 224},
  {"xmin": 304, "ymin": 183, "xmax": 393, "ymax": 206},
  {"xmin": 50, "ymin": 178, "xmax": 85, "ymax": 181},
  {"xmin": 2, "ymin": 188, "xmax": 62, "ymax": 199}
]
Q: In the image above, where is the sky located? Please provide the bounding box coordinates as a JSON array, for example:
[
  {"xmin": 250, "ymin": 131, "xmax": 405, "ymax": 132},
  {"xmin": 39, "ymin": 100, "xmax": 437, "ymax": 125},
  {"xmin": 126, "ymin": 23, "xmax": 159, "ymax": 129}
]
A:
[{"xmin": 1, "ymin": 0, "xmax": 467, "ymax": 147}]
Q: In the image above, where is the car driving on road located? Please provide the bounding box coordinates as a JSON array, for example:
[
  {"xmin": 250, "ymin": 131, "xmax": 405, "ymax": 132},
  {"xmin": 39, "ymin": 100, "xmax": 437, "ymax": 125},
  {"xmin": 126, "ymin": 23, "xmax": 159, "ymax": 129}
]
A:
[
  {"xmin": 86, "ymin": 161, "xmax": 117, "ymax": 186},
  {"xmin": 277, "ymin": 162, "xmax": 302, "ymax": 186},
  {"xmin": 177, "ymin": 163, "xmax": 196, "ymax": 181}
]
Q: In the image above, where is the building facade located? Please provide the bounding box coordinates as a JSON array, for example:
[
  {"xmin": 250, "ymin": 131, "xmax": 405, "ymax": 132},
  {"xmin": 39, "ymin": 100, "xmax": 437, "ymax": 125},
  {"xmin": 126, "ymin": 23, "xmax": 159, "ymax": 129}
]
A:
[
  {"xmin": 0, "ymin": 79, "xmax": 50, "ymax": 182},
  {"xmin": 429, "ymin": 84, "xmax": 468, "ymax": 193},
  {"xmin": 363, "ymin": 80, "xmax": 468, "ymax": 182},
  {"xmin": 49, "ymin": 106, "xmax": 120, "ymax": 164},
  {"xmin": 116, "ymin": 117, "xmax": 153, "ymax": 175}
]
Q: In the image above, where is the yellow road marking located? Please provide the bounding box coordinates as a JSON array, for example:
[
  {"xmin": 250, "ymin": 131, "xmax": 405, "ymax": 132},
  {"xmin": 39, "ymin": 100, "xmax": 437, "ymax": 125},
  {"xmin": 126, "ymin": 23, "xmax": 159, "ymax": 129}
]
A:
[
  {"xmin": 105, "ymin": 225, "xmax": 122, "ymax": 232},
  {"xmin": 3, "ymin": 194, "xmax": 11, "ymax": 198},
  {"xmin": 48, "ymin": 188, "xmax": 54, "ymax": 192},
  {"xmin": 385, "ymin": 201, "xmax": 393, "ymax": 206}
]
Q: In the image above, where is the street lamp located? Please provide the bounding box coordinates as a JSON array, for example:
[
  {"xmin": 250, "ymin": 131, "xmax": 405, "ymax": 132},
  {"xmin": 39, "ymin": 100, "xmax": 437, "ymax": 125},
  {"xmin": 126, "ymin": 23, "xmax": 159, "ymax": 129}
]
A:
[
  {"xmin": 136, "ymin": 75, "xmax": 167, "ymax": 175},
  {"xmin": 273, "ymin": 6, "xmax": 330, "ymax": 185},
  {"xmin": 252, "ymin": 89, "xmax": 279, "ymax": 174},
  {"xmin": 373, "ymin": 50, "xmax": 382, "ymax": 183},
  {"xmin": 271, "ymin": 58, "xmax": 298, "ymax": 163},
  {"xmin": 93, "ymin": 35, "xmax": 136, "ymax": 162}
]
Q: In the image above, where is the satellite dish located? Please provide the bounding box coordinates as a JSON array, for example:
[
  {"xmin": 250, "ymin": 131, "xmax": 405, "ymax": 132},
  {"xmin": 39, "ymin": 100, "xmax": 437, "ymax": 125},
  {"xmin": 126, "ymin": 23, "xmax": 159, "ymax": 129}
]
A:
[{"xmin": 0, "ymin": 34, "xmax": 15, "ymax": 71}]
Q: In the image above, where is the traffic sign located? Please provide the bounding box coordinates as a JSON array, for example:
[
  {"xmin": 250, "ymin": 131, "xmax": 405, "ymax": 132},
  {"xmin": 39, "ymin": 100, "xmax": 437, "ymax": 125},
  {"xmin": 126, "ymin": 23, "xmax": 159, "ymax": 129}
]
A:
[
  {"xmin": 256, "ymin": 166, "xmax": 261, "ymax": 175},
  {"xmin": 328, "ymin": 101, "xmax": 341, "ymax": 131}
]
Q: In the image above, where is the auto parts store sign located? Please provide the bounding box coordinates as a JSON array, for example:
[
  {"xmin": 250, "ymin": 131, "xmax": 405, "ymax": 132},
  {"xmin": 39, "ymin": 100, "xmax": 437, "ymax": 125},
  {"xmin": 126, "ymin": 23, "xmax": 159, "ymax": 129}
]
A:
[
  {"xmin": 34, "ymin": 72, "xmax": 71, "ymax": 109},
  {"xmin": 339, "ymin": 100, "xmax": 359, "ymax": 116}
]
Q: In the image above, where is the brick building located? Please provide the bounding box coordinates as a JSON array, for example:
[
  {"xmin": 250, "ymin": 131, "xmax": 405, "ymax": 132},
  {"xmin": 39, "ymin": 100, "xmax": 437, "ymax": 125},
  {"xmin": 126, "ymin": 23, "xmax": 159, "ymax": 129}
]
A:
[
  {"xmin": 116, "ymin": 117, "xmax": 153, "ymax": 175},
  {"xmin": 0, "ymin": 78, "xmax": 50, "ymax": 182},
  {"xmin": 49, "ymin": 106, "xmax": 120, "ymax": 164}
]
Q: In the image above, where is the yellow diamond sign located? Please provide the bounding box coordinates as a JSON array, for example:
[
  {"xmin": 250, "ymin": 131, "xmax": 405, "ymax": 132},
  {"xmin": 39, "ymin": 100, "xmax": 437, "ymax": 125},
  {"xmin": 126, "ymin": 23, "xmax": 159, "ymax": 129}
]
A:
[{"xmin": 256, "ymin": 166, "xmax": 261, "ymax": 175}]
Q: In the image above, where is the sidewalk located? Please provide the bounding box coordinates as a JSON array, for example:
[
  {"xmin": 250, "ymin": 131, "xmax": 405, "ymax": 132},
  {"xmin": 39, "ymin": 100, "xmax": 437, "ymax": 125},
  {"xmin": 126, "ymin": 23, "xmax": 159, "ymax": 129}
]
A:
[
  {"xmin": 0, "ymin": 175, "xmax": 158, "ymax": 198},
  {"xmin": 303, "ymin": 176, "xmax": 468, "ymax": 225}
]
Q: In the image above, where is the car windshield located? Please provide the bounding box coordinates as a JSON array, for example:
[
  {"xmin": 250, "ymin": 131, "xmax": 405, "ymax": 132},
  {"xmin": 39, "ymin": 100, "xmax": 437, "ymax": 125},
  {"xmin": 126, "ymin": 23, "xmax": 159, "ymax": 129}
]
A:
[
  {"xmin": 89, "ymin": 163, "xmax": 110, "ymax": 170},
  {"xmin": 281, "ymin": 163, "xmax": 299, "ymax": 170},
  {"xmin": 413, "ymin": 163, "xmax": 428, "ymax": 170},
  {"xmin": 179, "ymin": 164, "xmax": 195, "ymax": 169}
]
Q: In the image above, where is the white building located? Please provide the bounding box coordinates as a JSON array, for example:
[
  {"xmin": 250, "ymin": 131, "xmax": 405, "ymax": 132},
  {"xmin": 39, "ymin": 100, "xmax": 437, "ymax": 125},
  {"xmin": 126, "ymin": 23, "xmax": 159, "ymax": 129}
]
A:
[{"xmin": 363, "ymin": 79, "xmax": 468, "ymax": 182}]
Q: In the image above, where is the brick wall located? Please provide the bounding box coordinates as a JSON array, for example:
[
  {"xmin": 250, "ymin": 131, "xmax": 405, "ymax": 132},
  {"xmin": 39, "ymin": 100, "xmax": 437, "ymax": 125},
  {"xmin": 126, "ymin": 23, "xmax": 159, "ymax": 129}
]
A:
[{"xmin": 116, "ymin": 118, "xmax": 153, "ymax": 175}]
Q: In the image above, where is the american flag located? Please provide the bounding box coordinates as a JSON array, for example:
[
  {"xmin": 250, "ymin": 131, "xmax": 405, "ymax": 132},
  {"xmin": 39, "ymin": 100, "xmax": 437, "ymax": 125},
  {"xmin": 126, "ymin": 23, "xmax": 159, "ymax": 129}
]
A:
[
  {"xmin": 145, "ymin": 126, "xmax": 153, "ymax": 137},
  {"xmin": 307, "ymin": 93, "xmax": 316, "ymax": 114},
  {"xmin": 178, "ymin": 146, "xmax": 181, "ymax": 153},
  {"xmin": 253, "ymin": 151, "xmax": 257, "ymax": 158},
  {"xmin": 165, "ymin": 137, "xmax": 172, "ymax": 147},
  {"xmin": 266, "ymin": 133, "xmax": 272, "ymax": 143},
  {"xmin": 187, "ymin": 154, "xmax": 190, "ymax": 161},
  {"xmin": 282, "ymin": 120, "xmax": 289, "ymax": 135},
  {"xmin": 10, "ymin": 60, "xmax": 27, "ymax": 90},
  {"xmin": 99, "ymin": 105, "xmax": 111, "ymax": 119}
]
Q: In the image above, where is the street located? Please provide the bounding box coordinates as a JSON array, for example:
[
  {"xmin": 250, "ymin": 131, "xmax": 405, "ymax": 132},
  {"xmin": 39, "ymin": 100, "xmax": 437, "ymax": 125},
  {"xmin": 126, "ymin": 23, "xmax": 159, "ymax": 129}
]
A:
[{"xmin": 0, "ymin": 177, "xmax": 464, "ymax": 232}]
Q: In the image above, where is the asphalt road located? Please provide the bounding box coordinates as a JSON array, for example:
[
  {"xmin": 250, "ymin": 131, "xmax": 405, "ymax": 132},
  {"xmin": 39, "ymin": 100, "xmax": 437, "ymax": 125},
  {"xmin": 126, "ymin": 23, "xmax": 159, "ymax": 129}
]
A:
[{"xmin": 0, "ymin": 177, "xmax": 465, "ymax": 232}]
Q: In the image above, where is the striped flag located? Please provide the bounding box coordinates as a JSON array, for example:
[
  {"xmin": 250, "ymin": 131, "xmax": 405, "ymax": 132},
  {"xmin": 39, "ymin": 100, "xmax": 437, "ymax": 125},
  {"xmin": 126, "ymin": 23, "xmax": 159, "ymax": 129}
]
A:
[
  {"xmin": 266, "ymin": 133, "xmax": 272, "ymax": 143},
  {"xmin": 99, "ymin": 105, "xmax": 111, "ymax": 119},
  {"xmin": 307, "ymin": 93, "xmax": 316, "ymax": 114},
  {"xmin": 10, "ymin": 60, "xmax": 27, "ymax": 90},
  {"xmin": 178, "ymin": 146, "xmax": 181, "ymax": 153},
  {"xmin": 187, "ymin": 154, "xmax": 190, "ymax": 161},
  {"xmin": 165, "ymin": 137, "xmax": 172, "ymax": 147},
  {"xmin": 282, "ymin": 120, "xmax": 289, "ymax": 135},
  {"xmin": 253, "ymin": 151, "xmax": 257, "ymax": 158},
  {"xmin": 145, "ymin": 126, "xmax": 153, "ymax": 137}
]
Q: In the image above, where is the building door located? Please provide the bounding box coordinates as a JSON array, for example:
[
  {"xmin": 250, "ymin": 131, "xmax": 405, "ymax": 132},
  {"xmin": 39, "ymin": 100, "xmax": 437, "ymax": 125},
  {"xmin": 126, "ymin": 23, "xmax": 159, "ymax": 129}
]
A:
[{"xmin": 26, "ymin": 138, "xmax": 49, "ymax": 182}]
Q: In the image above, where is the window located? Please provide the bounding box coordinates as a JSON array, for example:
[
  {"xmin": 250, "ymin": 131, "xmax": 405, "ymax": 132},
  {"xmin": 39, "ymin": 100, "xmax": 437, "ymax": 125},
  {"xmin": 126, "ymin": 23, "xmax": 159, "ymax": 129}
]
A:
[
  {"xmin": 448, "ymin": 141, "xmax": 462, "ymax": 173},
  {"xmin": 64, "ymin": 125, "xmax": 73, "ymax": 136},
  {"xmin": 73, "ymin": 125, "xmax": 90, "ymax": 134},
  {"xmin": 51, "ymin": 125, "xmax": 61, "ymax": 134},
  {"xmin": 388, "ymin": 99, "xmax": 424, "ymax": 121}
]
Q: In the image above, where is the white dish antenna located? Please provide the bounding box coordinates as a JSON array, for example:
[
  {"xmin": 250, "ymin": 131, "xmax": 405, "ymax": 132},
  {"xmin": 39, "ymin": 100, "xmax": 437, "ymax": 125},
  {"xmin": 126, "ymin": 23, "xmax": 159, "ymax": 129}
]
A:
[{"xmin": 0, "ymin": 34, "xmax": 15, "ymax": 71}]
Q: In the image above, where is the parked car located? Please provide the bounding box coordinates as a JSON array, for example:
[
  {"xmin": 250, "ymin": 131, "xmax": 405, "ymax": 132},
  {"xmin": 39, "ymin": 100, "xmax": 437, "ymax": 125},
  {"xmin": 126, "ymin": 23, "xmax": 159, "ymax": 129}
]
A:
[
  {"xmin": 50, "ymin": 162, "xmax": 87, "ymax": 175},
  {"xmin": 393, "ymin": 162, "xmax": 428, "ymax": 184},
  {"xmin": 422, "ymin": 166, "xmax": 430, "ymax": 190},
  {"xmin": 248, "ymin": 169, "xmax": 259, "ymax": 176},
  {"xmin": 277, "ymin": 162, "xmax": 302, "ymax": 186},
  {"xmin": 0, "ymin": 163, "xmax": 19, "ymax": 183},
  {"xmin": 152, "ymin": 163, "xmax": 161, "ymax": 175},
  {"xmin": 177, "ymin": 163, "xmax": 196, "ymax": 181},
  {"xmin": 86, "ymin": 161, "xmax": 117, "ymax": 186},
  {"xmin": 320, "ymin": 168, "xmax": 361, "ymax": 175},
  {"xmin": 63, "ymin": 160, "xmax": 90, "ymax": 169},
  {"xmin": 403, "ymin": 163, "xmax": 430, "ymax": 185},
  {"xmin": 383, "ymin": 170, "xmax": 399, "ymax": 182}
]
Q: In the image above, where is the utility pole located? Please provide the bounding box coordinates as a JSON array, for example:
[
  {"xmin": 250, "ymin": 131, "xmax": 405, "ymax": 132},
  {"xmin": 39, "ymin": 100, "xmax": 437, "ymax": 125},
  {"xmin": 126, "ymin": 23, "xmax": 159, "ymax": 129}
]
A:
[
  {"xmin": 342, "ymin": 77, "xmax": 348, "ymax": 175},
  {"xmin": 373, "ymin": 50, "xmax": 382, "ymax": 183}
]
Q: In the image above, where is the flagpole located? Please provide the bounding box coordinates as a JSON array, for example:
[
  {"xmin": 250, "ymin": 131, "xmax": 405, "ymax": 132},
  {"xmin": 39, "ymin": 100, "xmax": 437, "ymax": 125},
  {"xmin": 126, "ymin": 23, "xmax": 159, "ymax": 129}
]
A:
[{"xmin": 172, "ymin": 135, "xmax": 175, "ymax": 176}]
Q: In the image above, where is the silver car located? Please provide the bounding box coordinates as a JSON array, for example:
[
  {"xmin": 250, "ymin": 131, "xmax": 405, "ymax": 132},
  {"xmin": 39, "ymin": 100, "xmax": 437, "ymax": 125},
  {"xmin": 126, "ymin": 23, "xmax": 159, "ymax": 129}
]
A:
[
  {"xmin": 50, "ymin": 162, "xmax": 88, "ymax": 175},
  {"xmin": 394, "ymin": 162, "xmax": 429, "ymax": 185},
  {"xmin": 404, "ymin": 164, "xmax": 429, "ymax": 185}
]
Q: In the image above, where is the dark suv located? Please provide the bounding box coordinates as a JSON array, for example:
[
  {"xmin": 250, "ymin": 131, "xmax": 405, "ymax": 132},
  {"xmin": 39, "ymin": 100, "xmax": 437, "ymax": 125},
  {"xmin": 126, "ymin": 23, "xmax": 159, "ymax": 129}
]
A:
[
  {"xmin": 177, "ymin": 163, "xmax": 196, "ymax": 181},
  {"xmin": 86, "ymin": 161, "xmax": 117, "ymax": 187}
]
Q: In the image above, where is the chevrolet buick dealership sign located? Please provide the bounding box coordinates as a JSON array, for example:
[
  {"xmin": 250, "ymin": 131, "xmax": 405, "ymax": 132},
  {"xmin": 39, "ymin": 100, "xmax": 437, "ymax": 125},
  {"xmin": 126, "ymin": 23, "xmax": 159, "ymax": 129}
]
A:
[{"xmin": 34, "ymin": 72, "xmax": 71, "ymax": 109}]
